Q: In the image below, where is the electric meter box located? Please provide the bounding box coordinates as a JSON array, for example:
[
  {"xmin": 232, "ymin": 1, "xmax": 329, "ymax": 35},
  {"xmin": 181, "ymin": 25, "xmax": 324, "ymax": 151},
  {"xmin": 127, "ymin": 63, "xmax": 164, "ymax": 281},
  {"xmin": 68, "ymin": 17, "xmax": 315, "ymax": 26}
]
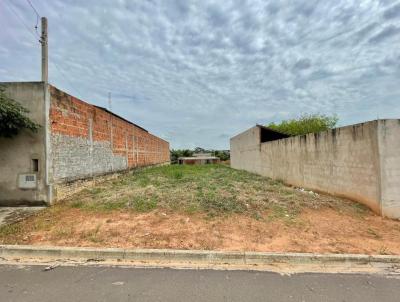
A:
[{"xmin": 18, "ymin": 174, "xmax": 37, "ymax": 189}]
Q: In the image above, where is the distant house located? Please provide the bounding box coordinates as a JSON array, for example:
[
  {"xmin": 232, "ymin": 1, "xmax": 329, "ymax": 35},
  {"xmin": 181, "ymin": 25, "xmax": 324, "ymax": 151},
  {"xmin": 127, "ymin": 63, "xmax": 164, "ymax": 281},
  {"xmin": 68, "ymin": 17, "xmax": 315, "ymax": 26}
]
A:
[{"xmin": 178, "ymin": 153, "xmax": 220, "ymax": 165}]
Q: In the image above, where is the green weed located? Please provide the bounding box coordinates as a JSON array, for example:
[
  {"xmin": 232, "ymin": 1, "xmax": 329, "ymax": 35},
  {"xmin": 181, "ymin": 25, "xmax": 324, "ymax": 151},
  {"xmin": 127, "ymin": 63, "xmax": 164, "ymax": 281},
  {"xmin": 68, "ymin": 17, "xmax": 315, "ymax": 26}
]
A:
[
  {"xmin": 0, "ymin": 223, "xmax": 22, "ymax": 237},
  {"xmin": 129, "ymin": 196, "xmax": 158, "ymax": 212},
  {"xmin": 61, "ymin": 164, "xmax": 371, "ymax": 221}
]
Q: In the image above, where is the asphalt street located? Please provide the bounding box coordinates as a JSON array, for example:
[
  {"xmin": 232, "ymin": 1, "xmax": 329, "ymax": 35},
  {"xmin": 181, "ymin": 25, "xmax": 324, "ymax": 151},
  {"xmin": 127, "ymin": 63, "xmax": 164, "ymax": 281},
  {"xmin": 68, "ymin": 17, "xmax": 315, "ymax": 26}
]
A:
[{"xmin": 0, "ymin": 265, "xmax": 399, "ymax": 301}]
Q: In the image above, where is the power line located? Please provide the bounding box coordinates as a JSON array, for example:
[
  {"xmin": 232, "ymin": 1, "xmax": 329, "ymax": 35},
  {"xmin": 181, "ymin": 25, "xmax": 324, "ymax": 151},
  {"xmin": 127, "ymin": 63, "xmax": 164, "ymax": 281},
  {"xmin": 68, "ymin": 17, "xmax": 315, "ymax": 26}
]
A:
[
  {"xmin": 22, "ymin": 0, "xmax": 84, "ymax": 98},
  {"xmin": 6, "ymin": 0, "xmax": 84, "ymax": 98},
  {"xmin": 25, "ymin": 0, "xmax": 40, "ymax": 36},
  {"xmin": 5, "ymin": 0, "xmax": 41, "ymax": 42},
  {"xmin": 26, "ymin": 0, "xmax": 40, "ymax": 17}
]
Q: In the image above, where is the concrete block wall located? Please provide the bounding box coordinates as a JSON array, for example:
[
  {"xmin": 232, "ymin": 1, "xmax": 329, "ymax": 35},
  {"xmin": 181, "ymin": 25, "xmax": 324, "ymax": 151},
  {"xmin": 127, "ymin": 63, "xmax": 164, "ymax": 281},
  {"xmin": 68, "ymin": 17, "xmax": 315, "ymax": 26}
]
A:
[
  {"xmin": 49, "ymin": 85, "xmax": 170, "ymax": 186},
  {"xmin": 377, "ymin": 120, "xmax": 400, "ymax": 218},
  {"xmin": 0, "ymin": 82, "xmax": 48, "ymax": 205},
  {"xmin": 230, "ymin": 120, "xmax": 400, "ymax": 219},
  {"xmin": 230, "ymin": 126, "xmax": 263, "ymax": 175}
]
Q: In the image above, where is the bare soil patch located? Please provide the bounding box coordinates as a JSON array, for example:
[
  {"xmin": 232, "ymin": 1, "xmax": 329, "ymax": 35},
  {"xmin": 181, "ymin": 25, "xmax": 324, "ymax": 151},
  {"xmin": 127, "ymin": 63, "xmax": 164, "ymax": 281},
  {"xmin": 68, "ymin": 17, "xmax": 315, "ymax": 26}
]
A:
[{"xmin": 1, "ymin": 165, "xmax": 399, "ymax": 254}]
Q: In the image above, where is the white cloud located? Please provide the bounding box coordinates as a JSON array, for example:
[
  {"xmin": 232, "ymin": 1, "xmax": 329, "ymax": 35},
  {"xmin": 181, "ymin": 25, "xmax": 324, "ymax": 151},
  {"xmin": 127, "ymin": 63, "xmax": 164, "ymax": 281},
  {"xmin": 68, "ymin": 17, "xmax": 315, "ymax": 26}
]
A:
[{"xmin": 1, "ymin": 0, "xmax": 400, "ymax": 149}]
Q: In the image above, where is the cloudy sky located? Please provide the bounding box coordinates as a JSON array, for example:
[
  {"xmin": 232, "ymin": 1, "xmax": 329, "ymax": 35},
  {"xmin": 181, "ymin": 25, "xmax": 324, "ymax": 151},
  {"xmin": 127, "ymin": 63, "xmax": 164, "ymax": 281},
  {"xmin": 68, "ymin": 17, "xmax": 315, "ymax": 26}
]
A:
[{"xmin": 1, "ymin": 0, "xmax": 400, "ymax": 149}]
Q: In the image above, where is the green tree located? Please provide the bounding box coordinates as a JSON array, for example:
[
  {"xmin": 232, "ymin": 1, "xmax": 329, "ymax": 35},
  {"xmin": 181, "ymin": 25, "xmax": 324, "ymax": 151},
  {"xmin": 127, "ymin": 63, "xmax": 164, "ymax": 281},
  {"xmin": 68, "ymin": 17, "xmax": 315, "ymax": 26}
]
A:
[
  {"xmin": 170, "ymin": 148, "xmax": 230, "ymax": 163},
  {"xmin": 170, "ymin": 149, "xmax": 194, "ymax": 163},
  {"xmin": 266, "ymin": 114, "xmax": 338, "ymax": 136},
  {"xmin": 0, "ymin": 86, "xmax": 40, "ymax": 138},
  {"xmin": 194, "ymin": 147, "xmax": 206, "ymax": 153},
  {"xmin": 213, "ymin": 150, "xmax": 230, "ymax": 161}
]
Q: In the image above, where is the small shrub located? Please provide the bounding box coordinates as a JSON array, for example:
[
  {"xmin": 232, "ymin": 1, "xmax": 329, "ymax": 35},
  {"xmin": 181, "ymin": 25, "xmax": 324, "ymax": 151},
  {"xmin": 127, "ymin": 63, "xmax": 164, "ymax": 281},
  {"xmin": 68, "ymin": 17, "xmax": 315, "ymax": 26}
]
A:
[
  {"xmin": 0, "ymin": 86, "xmax": 40, "ymax": 138},
  {"xmin": 266, "ymin": 114, "xmax": 338, "ymax": 136}
]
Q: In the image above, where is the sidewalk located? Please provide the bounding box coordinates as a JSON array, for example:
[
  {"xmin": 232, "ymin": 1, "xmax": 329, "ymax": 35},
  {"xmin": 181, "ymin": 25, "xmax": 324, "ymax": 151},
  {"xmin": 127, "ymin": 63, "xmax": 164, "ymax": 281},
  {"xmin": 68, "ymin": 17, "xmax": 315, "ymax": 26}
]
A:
[
  {"xmin": 1, "ymin": 244, "xmax": 400, "ymax": 275},
  {"xmin": 0, "ymin": 207, "xmax": 45, "ymax": 226}
]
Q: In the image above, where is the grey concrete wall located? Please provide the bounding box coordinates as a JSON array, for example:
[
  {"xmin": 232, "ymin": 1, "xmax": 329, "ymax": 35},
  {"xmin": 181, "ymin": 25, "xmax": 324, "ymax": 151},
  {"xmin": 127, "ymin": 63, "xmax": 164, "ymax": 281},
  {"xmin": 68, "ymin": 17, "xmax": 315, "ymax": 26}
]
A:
[
  {"xmin": 377, "ymin": 120, "xmax": 400, "ymax": 219},
  {"xmin": 230, "ymin": 120, "xmax": 400, "ymax": 218},
  {"xmin": 230, "ymin": 126, "xmax": 263, "ymax": 175},
  {"xmin": 51, "ymin": 134, "xmax": 127, "ymax": 182},
  {"xmin": 0, "ymin": 82, "xmax": 48, "ymax": 205}
]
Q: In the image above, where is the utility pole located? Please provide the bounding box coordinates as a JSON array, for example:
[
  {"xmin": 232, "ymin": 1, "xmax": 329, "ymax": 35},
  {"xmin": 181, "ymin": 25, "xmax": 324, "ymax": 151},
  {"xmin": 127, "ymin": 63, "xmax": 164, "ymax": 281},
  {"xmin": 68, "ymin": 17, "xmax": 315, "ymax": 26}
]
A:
[
  {"xmin": 40, "ymin": 17, "xmax": 50, "ymax": 204},
  {"xmin": 41, "ymin": 17, "xmax": 48, "ymax": 83}
]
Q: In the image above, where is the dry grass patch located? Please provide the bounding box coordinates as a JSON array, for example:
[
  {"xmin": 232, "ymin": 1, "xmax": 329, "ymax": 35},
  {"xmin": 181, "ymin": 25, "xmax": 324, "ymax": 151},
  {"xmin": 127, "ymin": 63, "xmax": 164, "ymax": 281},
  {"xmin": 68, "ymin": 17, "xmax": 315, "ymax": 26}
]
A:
[
  {"xmin": 64, "ymin": 164, "xmax": 365, "ymax": 220},
  {"xmin": 1, "ymin": 164, "xmax": 400, "ymax": 254}
]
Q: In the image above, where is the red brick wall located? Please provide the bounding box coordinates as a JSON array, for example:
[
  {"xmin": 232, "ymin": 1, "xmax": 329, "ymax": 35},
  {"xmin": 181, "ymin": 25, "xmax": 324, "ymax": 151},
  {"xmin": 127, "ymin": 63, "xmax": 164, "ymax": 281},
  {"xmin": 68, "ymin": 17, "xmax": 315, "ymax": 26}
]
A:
[{"xmin": 49, "ymin": 85, "xmax": 170, "ymax": 170}]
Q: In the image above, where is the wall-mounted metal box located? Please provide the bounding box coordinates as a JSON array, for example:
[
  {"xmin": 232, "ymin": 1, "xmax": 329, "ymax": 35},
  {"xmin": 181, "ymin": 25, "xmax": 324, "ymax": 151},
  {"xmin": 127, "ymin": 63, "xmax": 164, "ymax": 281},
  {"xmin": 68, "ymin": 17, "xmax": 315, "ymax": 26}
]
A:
[{"xmin": 18, "ymin": 174, "xmax": 37, "ymax": 189}]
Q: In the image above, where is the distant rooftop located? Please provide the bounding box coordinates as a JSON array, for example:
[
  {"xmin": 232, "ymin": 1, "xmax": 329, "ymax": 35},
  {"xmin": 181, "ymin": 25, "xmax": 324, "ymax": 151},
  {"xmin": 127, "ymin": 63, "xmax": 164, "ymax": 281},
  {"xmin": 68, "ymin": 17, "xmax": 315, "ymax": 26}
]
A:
[
  {"xmin": 193, "ymin": 153, "xmax": 212, "ymax": 157},
  {"xmin": 178, "ymin": 155, "xmax": 219, "ymax": 160}
]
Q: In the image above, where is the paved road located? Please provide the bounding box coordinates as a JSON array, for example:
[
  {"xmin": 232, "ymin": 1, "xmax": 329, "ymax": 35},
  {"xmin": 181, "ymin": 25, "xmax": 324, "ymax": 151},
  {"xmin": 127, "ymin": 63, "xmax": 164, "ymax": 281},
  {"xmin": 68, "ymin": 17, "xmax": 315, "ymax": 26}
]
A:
[{"xmin": 0, "ymin": 265, "xmax": 399, "ymax": 301}]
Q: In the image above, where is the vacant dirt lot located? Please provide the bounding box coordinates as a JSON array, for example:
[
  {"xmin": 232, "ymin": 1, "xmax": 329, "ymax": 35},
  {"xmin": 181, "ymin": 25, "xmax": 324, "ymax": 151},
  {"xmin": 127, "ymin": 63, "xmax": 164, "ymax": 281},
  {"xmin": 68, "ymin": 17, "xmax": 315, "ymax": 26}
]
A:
[{"xmin": 1, "ymin": 165, "xmax": 399, "ymax": 254}]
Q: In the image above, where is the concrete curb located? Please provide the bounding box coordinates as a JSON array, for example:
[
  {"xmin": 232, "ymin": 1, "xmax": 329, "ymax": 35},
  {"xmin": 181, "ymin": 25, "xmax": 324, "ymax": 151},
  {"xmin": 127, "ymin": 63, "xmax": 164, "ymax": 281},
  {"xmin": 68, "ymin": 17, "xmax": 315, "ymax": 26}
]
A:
[{"xmin": 1, "ymin": 245, "xmax": 400, "ymax": 266}]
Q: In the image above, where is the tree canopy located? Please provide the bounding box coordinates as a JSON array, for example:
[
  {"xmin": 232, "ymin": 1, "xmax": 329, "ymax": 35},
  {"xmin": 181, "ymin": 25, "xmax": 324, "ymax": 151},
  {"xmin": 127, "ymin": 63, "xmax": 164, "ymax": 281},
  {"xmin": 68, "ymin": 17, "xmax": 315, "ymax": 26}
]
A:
[
  {"xmin": 266, "ymin": 114, "xmax": 338, "ymax": 136},
  {"xmin": 170, "ymin": 148, "xmax": 230, "ymax": 163},
  {"xmin": 170, "ymin": 149, "xmax": 194, "ymax": 163},
  {"xmin": 0, "ymin": 86, "xmax": 40, "ymax": 138}
]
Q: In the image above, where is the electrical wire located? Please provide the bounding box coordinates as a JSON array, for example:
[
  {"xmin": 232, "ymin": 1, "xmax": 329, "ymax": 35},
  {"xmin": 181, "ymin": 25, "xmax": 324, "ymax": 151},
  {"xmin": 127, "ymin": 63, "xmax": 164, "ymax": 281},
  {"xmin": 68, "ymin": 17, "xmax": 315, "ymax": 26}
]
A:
[
  {"xmin": 6, "ymin": 0, "xmax": 85, "ymax": 99},
  {"xmin": 25, "ymin": 0, "xmax": 40, "ymax": 17},
  {"xmin": 25, "ymin": 0, "xmax": 40, "ymax": 36},
  {"xmin": 5, "ymin": 0, "xmax": 40, "ymax": 42},
  {"xmin": 24, "ymin": 0, "xmax": 85, "ymax": 98}
]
